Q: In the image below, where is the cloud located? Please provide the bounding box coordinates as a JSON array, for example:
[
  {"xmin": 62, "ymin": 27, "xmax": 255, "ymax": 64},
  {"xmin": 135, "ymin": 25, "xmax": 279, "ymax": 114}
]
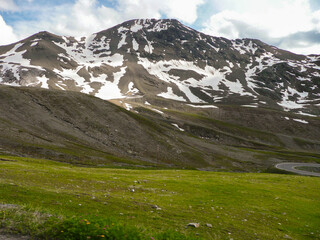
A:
[
  {"xmin": 116, "ymin": 0, "xmax": 204, "ymax": 24},
  {"xmin": 202, "ymin": 0, "xmax": 320, "ymax": 54},
  {"xmin": 0, "ymin": 0, "xmax": 18, "ymax": 11},
  {"xmin": 0, "ymin": 15, "xmax": 18, "ymax": 45},
  {"xmin": 277, "ymin": 30, "xmax": 320, "ymax": 55},
  {"xmin": 2, "ymin": 0, "xmax": 319, "ymax": 54},
  {"xmin": 8, "ymin": 0, "xmax": 204, "ymax": 41}
]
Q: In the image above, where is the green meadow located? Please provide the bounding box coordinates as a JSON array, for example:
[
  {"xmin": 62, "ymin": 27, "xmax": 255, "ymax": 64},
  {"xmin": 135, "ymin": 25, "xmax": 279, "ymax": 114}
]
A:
[{"xmin": 0, "ymin": 155, "xmax": 319, "ymax": 239}]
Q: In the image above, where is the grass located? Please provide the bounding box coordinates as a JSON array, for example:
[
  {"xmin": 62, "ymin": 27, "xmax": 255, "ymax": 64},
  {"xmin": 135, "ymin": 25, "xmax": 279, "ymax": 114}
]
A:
[
  {"xmin": 0, "ymin": 155, "xmax": 320, "ymax": 239},
  {"xmin": 237, "ymin": 147, "xmax": 320, "ymax": 163},
  {"xmin": 295, "ymin": 166, "xmax": 320, "ymax": 173},
  {"xmin": 166, "ymin": 110, "xmax": 281, "ymax": 140}
]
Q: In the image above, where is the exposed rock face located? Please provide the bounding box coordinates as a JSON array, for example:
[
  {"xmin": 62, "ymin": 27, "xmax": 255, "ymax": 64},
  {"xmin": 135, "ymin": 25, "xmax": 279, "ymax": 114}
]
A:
[{"xmin": 0, "ymin": 19, "xmax": 319, "ymax": 116}]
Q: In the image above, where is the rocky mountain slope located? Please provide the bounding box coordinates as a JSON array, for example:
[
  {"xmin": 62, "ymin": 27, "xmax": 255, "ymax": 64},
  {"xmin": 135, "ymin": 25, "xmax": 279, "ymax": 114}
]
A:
[
  {"xmin": 1, "ymin": 19, "xmax": 320, "ymax": 116},
  {"xmin": 0, "ymin": 85, "xmax": 320, "ymax": 171},
  {"xmin": 1, "ymin": 19, "xmax": 320, "ymax": 171}
]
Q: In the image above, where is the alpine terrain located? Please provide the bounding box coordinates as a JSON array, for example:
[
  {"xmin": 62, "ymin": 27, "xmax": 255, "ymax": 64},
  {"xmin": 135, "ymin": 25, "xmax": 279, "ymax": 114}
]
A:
[{"xmin": 0, "ymin": 19, "xmax": 320, "ymax": 171}]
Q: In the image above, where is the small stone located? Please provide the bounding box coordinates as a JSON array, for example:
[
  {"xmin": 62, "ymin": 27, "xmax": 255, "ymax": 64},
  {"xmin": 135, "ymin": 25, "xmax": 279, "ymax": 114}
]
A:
[
  {"xmin": 151, "ymin": 205, "xmax": 161, "ymax": 210},
  {"xmin": 205, "ymin": 223, "xmax": 212, "ymax": 228},
  {"xmin": 187, "ymin": 223, "xmax": 200, "ymax": 228},
  {"xmin": 284, "ymin": 234, "xmax": 292, "ymax": 239},
  {"xmin": 130, "ymin": 189, "xmax": 135, "ymax": 192}
]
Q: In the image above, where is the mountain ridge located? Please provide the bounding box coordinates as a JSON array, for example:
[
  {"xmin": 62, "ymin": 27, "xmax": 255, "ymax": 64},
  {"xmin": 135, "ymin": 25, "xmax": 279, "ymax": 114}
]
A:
[{"xmin": 0, "ymin": 18, "xmax": 320, "ymax": 117}]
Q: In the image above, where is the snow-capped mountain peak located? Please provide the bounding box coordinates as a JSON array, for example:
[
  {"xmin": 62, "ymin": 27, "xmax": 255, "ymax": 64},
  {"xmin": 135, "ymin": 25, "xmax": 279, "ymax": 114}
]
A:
[{"xmin": 0, "ymin": 19, "xmax": 319, "ymax": 116}]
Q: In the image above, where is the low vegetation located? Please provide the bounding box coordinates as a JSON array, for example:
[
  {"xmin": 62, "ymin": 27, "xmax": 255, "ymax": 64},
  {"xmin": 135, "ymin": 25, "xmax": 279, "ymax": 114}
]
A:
[{"xmin": 0, "ymin": 155, "xmax": 319, "ymax": 239}]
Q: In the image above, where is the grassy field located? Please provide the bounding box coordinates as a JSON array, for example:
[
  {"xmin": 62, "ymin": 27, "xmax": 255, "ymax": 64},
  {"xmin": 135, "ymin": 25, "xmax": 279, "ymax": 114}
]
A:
[{"xmin": 0, "ymin": 155, "xmax": 319, "ymax": 240}]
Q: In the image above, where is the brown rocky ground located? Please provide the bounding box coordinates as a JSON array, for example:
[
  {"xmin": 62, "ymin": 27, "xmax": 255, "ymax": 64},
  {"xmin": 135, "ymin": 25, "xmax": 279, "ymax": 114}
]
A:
[{"xmin": 1, "ymin": 85, "xmax": 320, "ymax": 172}]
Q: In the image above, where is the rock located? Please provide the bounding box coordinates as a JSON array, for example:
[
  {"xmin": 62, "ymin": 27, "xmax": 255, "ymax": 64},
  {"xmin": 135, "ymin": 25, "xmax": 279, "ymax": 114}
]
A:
[
  {"xmin": 187, "ymin": 223, "xmax": 200, "ymax": 228},
  {"xmin": 284, "ymin": 234, "xmax": 292, "ymax": 239},
  {"xmin": 205, "ymin": 223, "xmax": 212, "ymax": 228},
  {"xmin": 130, "ymin": 189, "xmax": 135, "ymax": 192},
  {"xmin": 151, "ymin": 205, "xmax": 161, "ymax": 210}
]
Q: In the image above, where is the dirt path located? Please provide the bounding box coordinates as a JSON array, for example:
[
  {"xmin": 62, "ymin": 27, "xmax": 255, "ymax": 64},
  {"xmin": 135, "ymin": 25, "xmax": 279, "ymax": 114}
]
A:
[{"xmin": 275, "ymin": 162, "xmax": 320, "ymax": 177}]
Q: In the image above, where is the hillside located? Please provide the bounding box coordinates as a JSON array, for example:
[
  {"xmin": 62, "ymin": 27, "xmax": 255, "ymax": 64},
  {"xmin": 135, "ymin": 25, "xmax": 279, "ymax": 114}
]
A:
[{"xmin": 0, "ymin": 85, "xmax": 320, "ymax": 171}]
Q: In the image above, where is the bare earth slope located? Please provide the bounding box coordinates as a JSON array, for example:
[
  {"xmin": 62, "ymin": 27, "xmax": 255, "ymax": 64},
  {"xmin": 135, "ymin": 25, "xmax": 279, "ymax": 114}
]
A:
[{"xmin": 0, "ymin": 85, "xmax": 320, "ymax": 171}]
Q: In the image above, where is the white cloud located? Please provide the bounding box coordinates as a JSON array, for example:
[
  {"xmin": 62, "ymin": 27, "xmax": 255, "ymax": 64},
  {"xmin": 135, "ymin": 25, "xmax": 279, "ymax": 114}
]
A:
[
  {"xmin": 286, "ymin": 44, "xmax": 320, "ymax": 55},
  {"xmin": 0, "ymin": 0, "xmax": 18, "ymax": 11},
  {"xmin": 202, "ymin": 0, "xmax": 320, "ymax": 54},
  {"xmin": 0, "ymin": 15, "xmax": 18, "ymax": 46},
  {"xmin": 8, "ymin": 0, "xmax": 204, "ymax": 41},
  {"xmin": 116, "ymin": 0, "xmax": 204, "ymax": 24},
  {"xmin": 2, "ymin": 0, "xmax": 318, "ymax": 55}
]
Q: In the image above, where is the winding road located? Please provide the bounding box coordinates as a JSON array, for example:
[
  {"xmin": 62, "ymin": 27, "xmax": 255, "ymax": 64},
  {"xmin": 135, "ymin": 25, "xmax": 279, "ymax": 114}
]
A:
[{"xmin": 275, "ymin": 163, "xmax": 320, "ymax": 177}]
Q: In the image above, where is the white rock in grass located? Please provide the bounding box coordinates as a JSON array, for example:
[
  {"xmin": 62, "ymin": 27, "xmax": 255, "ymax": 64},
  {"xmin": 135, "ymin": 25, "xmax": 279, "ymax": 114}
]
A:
[
  {"xmin": 151, "ymin": 205, "xmax": 161, "ymax": 210},
  {"xmin": 187, "ymin": 223, "xmax": 200, "ymax": 228}
]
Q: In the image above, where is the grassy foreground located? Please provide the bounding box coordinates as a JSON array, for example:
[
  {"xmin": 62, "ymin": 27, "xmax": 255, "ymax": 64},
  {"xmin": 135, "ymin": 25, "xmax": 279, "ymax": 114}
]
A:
[{"xmin": 0, "ymin": 155, "xmax": 319, "ymax": 239}]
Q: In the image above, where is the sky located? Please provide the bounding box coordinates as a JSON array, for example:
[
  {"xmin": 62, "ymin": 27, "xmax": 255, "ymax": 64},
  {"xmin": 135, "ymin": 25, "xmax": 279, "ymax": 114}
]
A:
[{"xmin": 0, "ymin": 0, "xmax": 320, "ymax": 55}]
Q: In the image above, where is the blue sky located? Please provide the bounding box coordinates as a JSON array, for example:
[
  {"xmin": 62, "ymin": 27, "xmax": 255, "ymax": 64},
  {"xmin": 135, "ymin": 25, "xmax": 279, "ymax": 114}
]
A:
[{"xmin": 0, "ymin": 0, "xmax": 320, "ymax": 54}]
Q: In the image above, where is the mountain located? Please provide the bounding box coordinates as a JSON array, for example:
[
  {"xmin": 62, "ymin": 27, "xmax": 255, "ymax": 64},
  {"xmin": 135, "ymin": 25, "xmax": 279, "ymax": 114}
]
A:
[
  {"xmin": 1, "ymin": 84, "xmax": 320, "ymax": 172},
  {"xmin": 0, "ymin": 19, "xmax": 319, "ymax": 116},
  {"xmin": 0, "ymin": 19, "xmax": 320, "ymax": 171}
]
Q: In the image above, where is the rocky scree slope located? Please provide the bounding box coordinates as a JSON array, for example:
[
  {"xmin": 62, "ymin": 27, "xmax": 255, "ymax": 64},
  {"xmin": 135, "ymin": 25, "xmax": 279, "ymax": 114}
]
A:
[
  {"xmin": 0, "ymin": 85, "xmax": 207, "ymax": 168},
  {"xmin": 0, "ymin": 85, "xmax": 320, "ymax": 171},
  {"xmin": 0, "ymin": 19, "xmax": 320, "ymax": 116}
]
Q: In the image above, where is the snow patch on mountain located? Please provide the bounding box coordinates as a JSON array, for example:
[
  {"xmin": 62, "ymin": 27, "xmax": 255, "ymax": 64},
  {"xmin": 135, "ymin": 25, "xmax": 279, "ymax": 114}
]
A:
[
  {"xmin": 158, "ymin": 87, "xmax": 186, "ymax": 101},
  {"xmin": 36, "ymin": 75, "xmax": 49, "ymax": 89},
  {"xmin": 293, "ymin": 118, "xmax": 309, "ymax": 124},
  {"xmin": 187, "ymin": 104, "xmax": 218, "ymax": 109},
  {"xmin": 132, "ymin": 39, "xmax": 139, "ymax": 51},
  {"xmin": 172, "ymin": 123, "xmax": 185, "ymax": 131}
]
